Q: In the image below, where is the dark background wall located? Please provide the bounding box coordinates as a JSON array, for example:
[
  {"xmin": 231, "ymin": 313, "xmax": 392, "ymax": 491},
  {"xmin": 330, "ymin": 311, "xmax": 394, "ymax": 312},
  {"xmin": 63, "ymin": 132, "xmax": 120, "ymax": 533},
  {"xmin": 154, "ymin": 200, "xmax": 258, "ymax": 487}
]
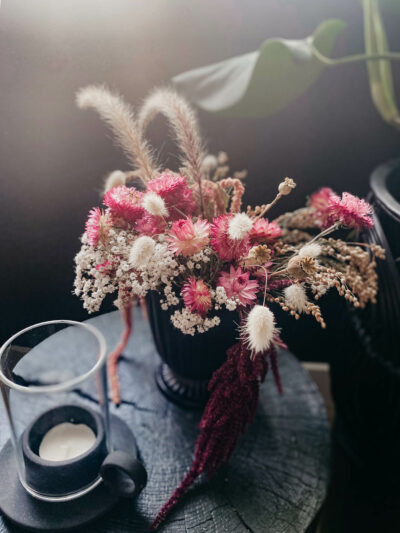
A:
[{"xmin": 1, "ymin": 0, "xmax": 399, "ymax": 346}]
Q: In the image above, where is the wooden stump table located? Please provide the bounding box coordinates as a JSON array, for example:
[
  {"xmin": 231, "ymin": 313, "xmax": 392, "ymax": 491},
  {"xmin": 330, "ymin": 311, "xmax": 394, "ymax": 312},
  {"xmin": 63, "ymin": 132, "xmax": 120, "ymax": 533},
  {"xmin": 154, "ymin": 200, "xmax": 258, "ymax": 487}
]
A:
[{"xmin": 0, "ymin": 309, "xmax": 330, "ymax": 533}]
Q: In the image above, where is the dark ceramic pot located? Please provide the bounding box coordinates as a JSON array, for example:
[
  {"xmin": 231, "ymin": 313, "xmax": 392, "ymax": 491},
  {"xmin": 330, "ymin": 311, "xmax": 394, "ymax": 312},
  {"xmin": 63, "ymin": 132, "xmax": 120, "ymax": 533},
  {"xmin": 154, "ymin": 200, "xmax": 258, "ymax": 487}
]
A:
[
  {"xmin": 146, "ymin": 292, "xmax": 239, "ymax": 408},
  {"xmin": 330, "ymin": 158, "xmax": 400, "ymax": 494}
]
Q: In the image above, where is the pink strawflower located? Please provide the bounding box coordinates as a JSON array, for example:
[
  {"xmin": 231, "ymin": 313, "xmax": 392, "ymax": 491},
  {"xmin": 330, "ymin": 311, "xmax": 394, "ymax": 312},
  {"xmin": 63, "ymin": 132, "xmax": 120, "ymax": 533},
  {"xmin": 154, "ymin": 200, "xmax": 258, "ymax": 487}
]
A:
[
  {"xmin": 167, "ymin": 218, "xmax": 210, "ymax": 256},
  {"xmin": 210, "ymin": 214, "xmax": 251, "ymax": 261},
  {"xmin": 217, "ymin": 266, "xmax": 259, "ymax": 306},
  {"xmin": 327, "ymin": 192, "xmax": 374, "ymax": 230},
  {"xmin": 103, "ymin": 186, "xmax": 144, "ymax": 225},
  {"xmin": 310, "ymin": 187, "xmax": 334, "ymax": 211},
  {"xmin": 95, "ymin": 260, "xmax": 113, "ymax": 274},
  {"xmin": 147, "ymin": 172, "xmax": 195, "ymax": 220},
  {"xmin": 250, "ymin": 218, "xmax": 282, "ymax": 243},
  {"xmin": 85, "ymin": 207, "xmax": 111, "ymax": 246},
  {"xmin": 182, "ymin": 277, "xmax": 212, "ymax": 316},
  {"xmin": 309, "ymin": 187, "xmax": 335, "ymax": 227},
  {"xmin": 136, "ymin": 214, "xmax": 166, "ymax": 236}
]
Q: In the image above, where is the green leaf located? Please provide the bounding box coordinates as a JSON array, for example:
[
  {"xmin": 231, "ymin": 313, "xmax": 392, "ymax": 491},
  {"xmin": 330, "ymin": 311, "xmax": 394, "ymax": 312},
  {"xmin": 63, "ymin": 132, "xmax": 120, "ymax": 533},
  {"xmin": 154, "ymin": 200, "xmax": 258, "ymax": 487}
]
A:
[
  {"xmin": 362, "ymin": 0, "xmax": 400, "ymax": 129},
  {"xmin": 172, "ymin": 19, "xmax": 347, "ymax": 119}
]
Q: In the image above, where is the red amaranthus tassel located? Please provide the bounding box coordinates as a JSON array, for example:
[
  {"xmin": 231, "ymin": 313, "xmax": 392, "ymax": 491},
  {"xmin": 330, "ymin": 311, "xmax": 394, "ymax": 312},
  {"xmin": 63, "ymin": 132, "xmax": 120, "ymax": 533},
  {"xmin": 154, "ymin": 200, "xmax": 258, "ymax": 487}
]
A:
[
  {"xmin": 107, "ymin": 305, "xmax": 133, "ymax": 405},
  {"xmin": 151, "ymin": 341, "xmax": 282, "ymax": 530}
]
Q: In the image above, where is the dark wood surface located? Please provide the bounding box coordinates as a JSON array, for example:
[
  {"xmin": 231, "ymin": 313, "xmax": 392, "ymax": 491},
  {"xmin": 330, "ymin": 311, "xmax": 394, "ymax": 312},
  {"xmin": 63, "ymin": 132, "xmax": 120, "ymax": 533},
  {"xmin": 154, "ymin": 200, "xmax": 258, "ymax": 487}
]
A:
[{"xmin": 0, "ymin": 309, "xmax": 330, "ymax": 532}]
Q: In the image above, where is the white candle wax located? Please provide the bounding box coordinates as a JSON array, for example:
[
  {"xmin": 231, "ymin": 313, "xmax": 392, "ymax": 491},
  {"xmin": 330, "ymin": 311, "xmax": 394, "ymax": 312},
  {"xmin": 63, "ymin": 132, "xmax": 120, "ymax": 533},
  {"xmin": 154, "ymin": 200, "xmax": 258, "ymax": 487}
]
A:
[{"xmin": 39, "ymin": 422, "xmax": 96, "ymax": 462}]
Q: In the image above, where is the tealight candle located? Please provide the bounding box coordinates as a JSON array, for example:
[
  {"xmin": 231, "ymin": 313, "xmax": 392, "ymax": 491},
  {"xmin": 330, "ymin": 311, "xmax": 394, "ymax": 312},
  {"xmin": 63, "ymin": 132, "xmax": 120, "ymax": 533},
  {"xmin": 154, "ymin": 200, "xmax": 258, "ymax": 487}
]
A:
[{"xmin": 39, "ymin": 422, "xmax": 96, "ymax": 462}]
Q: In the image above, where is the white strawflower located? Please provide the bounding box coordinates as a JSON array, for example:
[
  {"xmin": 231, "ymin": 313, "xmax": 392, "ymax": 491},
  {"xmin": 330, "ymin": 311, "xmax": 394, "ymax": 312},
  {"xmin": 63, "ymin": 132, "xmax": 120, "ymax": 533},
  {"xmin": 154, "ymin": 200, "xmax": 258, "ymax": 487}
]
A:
[
  {"xmin": 284, "ymin": 284, "xmax": 308, "ymax": 313},
  {"xmin": 129, "ymin": 236, "xmax": 155, "ymax": 269},
  {"xmin": 142, "ymin": 192, "xmax": 168, "ymax": 217},
  {"xmin": 244, "ymin": 305, "xmax": 275, "ymax": 354},
  {"xmin": 298, "ymin": 243, "xmax": 321, "ymax": 258},
  {"xmin": 228, "ymin": 213, "xmax": 253, "ymax": 240},
  {"xmin": 103, "ymin": 170, "xmax": 126, "ymax": 193}
]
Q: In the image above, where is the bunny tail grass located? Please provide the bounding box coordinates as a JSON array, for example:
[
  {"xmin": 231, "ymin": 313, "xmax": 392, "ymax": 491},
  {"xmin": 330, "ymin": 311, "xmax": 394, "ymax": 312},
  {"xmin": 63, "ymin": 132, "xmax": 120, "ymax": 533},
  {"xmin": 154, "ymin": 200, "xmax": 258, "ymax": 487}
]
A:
[
  {"xmin": 76, "ymin": 85, "xmax": 156, "ymax": 182},
  {"xmin": 138, "ymin": 88, "xmax": 206, "ymax": 213}
]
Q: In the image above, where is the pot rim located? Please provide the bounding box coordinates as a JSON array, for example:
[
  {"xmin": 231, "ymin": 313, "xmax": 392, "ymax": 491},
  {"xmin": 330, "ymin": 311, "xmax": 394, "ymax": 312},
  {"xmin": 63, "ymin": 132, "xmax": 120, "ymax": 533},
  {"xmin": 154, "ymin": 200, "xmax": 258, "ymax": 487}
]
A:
[{"xmin": 370, "ymin": 158, "xmax": 400, "ymax": 223}]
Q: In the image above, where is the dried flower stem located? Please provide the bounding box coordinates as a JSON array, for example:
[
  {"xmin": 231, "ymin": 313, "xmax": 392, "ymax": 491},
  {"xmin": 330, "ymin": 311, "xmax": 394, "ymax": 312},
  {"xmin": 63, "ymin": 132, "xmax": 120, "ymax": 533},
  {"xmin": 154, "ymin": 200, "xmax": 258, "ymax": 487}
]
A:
[
  {"xmin": 307, "ymin": 222, "xmax": 340, "ymax": 244},
  {"xmin": 107, "ymin": 305, "xmax": 133, "ymax": 405},
  {"xmin": 255, "ymin": 192, "xmax": 283, "ymax": 220}
]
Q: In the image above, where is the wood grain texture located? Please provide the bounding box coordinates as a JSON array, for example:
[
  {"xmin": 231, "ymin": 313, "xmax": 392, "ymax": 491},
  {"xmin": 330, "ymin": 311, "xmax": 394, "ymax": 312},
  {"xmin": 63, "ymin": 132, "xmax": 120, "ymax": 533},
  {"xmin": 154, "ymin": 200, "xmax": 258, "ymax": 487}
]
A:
[{"xmin": 0, "ymin": 309, "xmax": 330, "ymax": 532}]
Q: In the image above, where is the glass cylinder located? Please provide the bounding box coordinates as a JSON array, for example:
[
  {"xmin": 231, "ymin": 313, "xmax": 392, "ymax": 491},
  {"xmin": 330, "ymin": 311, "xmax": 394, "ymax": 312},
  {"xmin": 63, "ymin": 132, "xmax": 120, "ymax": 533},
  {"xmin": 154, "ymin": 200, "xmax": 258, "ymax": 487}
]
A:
[{"xmin": 0, "ymin": 320, "xmax": 109, "ymax": 502}]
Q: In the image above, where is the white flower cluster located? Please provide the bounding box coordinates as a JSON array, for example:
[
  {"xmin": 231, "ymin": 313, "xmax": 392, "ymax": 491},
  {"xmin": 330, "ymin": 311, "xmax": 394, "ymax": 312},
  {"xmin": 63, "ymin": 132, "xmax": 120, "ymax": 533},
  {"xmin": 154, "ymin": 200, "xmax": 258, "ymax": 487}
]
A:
[
  {"xmin": 74, "ymin": 228, "xmax": 179, "ymax": 313},
  {"xmin": 213, "ymin": 286, "xmax": 238, "ymax": 311},
  {"xmin": 191, "ymin": 247, "xmax": 212, "ymax": 263},
  {"xmin": 129, "ymin": 242, "xmax": 179, "ymax": 296},
  {"xmin": 74, "ymin": 228, "xmax": 134, "ymax": 313},
  {"xmin": 75, "ymin": 227, "xmax": 239, "ymax": 335},
  {"xmin": 170, "ymin": 308, "xmax": 221, "ymax": 335},
  {"xmin": 159, "ymin": 285, "xmax": 180, "ymax": 310}
]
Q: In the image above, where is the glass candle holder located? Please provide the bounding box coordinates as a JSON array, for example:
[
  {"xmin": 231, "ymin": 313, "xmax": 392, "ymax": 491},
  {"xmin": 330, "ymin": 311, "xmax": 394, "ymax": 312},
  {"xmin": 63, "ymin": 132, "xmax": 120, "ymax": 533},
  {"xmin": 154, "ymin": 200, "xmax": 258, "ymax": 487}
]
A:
[{"xmin": 0, "ymin": 320, "xmax": 110, "ymax": 502}]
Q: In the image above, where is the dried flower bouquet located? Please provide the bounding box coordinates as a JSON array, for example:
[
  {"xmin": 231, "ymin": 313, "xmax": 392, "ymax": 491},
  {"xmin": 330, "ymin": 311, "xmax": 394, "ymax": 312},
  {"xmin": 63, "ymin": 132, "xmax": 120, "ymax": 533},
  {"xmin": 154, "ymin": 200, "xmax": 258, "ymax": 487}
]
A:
[{"xmin": 73, "ymin": 86, "xmax": 384, "ymax": 527}]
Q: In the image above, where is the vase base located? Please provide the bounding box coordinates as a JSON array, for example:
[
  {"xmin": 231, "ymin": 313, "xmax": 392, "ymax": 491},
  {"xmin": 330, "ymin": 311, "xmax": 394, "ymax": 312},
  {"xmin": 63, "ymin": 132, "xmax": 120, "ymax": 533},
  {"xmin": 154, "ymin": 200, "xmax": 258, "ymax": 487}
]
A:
[{"xmin": 155, "ymin": 364, "xmax": 210, "ymax": 409}]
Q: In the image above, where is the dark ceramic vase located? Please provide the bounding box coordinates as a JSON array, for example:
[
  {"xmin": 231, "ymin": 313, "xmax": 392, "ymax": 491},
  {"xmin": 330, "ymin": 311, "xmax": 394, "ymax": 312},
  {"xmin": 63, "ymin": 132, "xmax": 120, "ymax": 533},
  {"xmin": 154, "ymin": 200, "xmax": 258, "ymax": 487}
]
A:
[
  {"xmin": 330, "ymin": 158, "xmax": 400, "ymax": 494},
  {"xmin": 146, "ymin": 292, "xmax": 239, "ymax": 408}
]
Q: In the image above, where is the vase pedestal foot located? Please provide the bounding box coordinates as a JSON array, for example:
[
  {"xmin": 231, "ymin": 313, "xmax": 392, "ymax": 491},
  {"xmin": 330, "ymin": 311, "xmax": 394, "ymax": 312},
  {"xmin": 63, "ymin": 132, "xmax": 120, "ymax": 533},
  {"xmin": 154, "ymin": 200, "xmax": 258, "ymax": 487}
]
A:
[{"xmin": 155, "ymin": 363, "xmax": 210, "ymax": 410}]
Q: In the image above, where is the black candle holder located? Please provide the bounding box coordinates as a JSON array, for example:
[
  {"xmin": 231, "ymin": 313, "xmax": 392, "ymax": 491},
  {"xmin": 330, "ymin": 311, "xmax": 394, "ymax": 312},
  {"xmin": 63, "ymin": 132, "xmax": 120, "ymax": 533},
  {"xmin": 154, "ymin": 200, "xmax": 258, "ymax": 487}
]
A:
[
  {"xmin": 22, "ymin": 404, "xmax": 107, "ymax": 497},
  {"xmin": 0, "ymin": 413, "xmax": 147, "ymax": 531},
  {"xmin": 0, "ymin": 320, "xmax": 147, "ymax": 531}
]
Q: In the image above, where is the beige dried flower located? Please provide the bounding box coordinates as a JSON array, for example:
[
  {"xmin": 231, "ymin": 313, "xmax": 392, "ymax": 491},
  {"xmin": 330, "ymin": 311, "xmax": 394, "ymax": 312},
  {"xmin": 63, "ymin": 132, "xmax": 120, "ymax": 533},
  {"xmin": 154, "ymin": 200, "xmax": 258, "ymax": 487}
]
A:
[
  {"xmin": 218, "ymin": 151, "xmax": 229, "ymax": 165},
  {"xmin": 278, "ymin": 177, "xmax": 296, "ymax": 196},
  {"xmin": 287, "ymin": 255, "xmax": 317, "ymax": 278},
  {"xmin": 201, "ymin": 154, "xmax": 218, "ymax": 176},
  {"xmin": 245, "ymin": 245, "xmax": 271, "ymax": 266},
  {"xmin": 301, "ymin": 256, "xmax": 317, "ymax": 275},
  {"xmin": 287, "ymin": 256, "xmax": 304, "ymax": 278}
]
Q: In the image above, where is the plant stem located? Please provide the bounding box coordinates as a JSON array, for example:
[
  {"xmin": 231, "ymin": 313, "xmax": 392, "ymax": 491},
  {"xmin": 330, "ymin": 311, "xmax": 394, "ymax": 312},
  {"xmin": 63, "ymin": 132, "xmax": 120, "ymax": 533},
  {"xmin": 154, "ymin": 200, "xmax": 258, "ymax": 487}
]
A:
[
  {"xmin": 311, "ymin": 45, "xmax": 400, "ymax": 67},
  {"xmin": 255, "ymin": 192, "xmax": 283, "ymax": 220},
  {"xmin": 307, "ymin": 222, "xmax": 340, "ymax": 244},
  {"xmin": 107, "ymin": 305, "xmax": 133, "ymax": 405}
]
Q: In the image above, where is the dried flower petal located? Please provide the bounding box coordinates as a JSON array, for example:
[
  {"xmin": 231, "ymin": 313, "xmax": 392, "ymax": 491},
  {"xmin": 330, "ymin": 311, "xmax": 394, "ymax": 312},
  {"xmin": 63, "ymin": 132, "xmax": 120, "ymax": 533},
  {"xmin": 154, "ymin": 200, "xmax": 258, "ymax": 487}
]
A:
[
  {"xmin": 182, "ymin": 277, "xmax": 212, "ymax": 316},
  {"xmin": 327, "ymin": 192, "xmax": 374, "ymax": 230},
  {"xmin": 167, "ymin": 218, "xmax": 210, "ymax": 256},
  {"xmin": 217, "ymin": 265, "xmax": 259, "ymax": 306}
]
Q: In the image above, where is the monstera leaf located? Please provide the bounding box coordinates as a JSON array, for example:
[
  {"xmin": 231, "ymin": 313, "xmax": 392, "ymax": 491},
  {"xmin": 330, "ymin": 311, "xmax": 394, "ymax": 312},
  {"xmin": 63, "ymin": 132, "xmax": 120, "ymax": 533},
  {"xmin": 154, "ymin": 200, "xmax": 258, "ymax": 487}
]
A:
[
  {"xmin": 362, "ymin": 0, "xmax": 400, "ymax": 129},
  {"xmin": 172, "ymin": 19, "xmax": 347, "ymax": 118}
]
